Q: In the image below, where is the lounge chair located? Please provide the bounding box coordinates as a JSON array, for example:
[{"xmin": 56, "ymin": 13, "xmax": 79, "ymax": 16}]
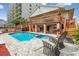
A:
[{"xmin": 42, "ymin": 31, "xmax": 68, "ymax": 56}]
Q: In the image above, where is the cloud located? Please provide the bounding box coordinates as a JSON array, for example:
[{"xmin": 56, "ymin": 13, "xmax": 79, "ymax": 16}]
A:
[
  {"xmin": 66, "ymin": 3, "xmax": 72, "ymax": 6},
  {"xmin": 77, "ymin": 20, "xmax": 79, "ymax": 24},
  {"xmin": 0, "ymin": 4, "xmax": 4, "ymax": 9},
  {"xmin": 73, "ymin": 15, "xmax": 79, "ymax": 19},
  {"xmin": 42, "ymin": 3, "xmax": 47, "ymax": 5},
  {"xmin": 56, "ymin": 3, "xmax": 72, "ymax": 7}
]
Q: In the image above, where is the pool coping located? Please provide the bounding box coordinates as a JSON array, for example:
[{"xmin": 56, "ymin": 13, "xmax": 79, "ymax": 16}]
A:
[{"xmin": 8, "ymin": 31, "xmax": 57, "ymax": 38}]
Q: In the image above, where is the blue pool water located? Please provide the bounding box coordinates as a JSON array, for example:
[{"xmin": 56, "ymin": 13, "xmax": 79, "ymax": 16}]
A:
[
  {"xmin": 35, "ymin": 35, "xmax": 49, "ymax": 39},
  {"xmin": 9, "ymin": 32, "xmax": 49, "ymax": 41}
]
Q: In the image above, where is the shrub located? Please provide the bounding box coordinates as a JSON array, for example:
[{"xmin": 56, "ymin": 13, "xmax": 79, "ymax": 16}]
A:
[{"xmin": 74, "ymin": 29, "xmax": 79, "ymax": 41}]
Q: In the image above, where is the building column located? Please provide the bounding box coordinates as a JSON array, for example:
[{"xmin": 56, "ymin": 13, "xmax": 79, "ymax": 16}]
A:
[
  {"xmin": 57, "ymin": 23, "xmax": 61, "ymax": 35},
  {"xmin": 43, "ymin": 23, "xmax": 47, "ymax": 33},
  {"xmin": 35, "ymin": 24, "xmax": 38, "ymax": 32},
  {"xmin": 29, "ymin": 24, "xmax": 32, "ymax": 32}
]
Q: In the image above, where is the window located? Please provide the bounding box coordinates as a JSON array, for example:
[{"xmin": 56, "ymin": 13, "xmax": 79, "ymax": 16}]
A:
[
  {"xmin": 36, "ymin": 4, "xmax": 38, "ymax": 6},
  {"xmin": 29, "ymin": 4, "xmax": 32, "ymax": 7},
  {"xmin": 47, "ymin": 26, "xmax": 50, "ymax": 32},
  {"xmin": 29, "ymin": 8, "xmax": 32, "ymax": 10},
  {"xmin": 53, "ymin": 23, "xmax": 57, "ymax": 30},
  {"xmin": 29, "ymin": 11, "xmax": 31, "ymax": 14},
  {"xmin": 29, "ymin": 11, "xmax": 31, "ymax": 13},
  {"xmin": 33, "ymin": 25, "xmax": 35, "ymax": 28},
  {"xmin": 61, "ymin": 24, "xmax": 64, "ymax": 29}
]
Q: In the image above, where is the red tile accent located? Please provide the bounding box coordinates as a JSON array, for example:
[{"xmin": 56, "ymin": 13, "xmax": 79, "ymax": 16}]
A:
[{"xmin": 0, "ymin": 44, "xmax": 10, "ymax": 56}]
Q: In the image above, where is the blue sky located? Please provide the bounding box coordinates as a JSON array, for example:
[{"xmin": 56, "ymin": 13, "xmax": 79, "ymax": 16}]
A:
[
  {"xmin": 0, "ymin": 3, "xmax": 9, "ymax": 21},
  {"xmin": 0, "ymin": 3, "xmax": 79, "ymax": 22}
]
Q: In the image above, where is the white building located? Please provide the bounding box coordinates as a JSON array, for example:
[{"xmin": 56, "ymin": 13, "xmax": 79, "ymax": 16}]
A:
[
  {"xmin": 8, "ymin": 3, "xmax": 42, "ymax": 22},
  {"xmin": 0, "ymin": 19, "xmax": 6, "ymax": 28}
]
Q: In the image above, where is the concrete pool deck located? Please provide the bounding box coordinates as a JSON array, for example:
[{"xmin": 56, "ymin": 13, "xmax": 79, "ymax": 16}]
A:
[
  {"xmin": 0, "ymin": 32, "xmax": 79, "ymax": 56},
  {"xmin": 0, "ymin": 32, "xmax": 49, "ymax": 56}
]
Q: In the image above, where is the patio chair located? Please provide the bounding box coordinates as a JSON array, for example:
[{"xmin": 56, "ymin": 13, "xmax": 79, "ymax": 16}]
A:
[
  {"xmin": 42, "ymin": 40, "xmax": 60, "ymax": 56},
  {"xmin": 42, "ymin": 31, "xmax": 68, "ymax": 56},
  {"xmin": 56, "ymin": 31, "xmax": 68, "ymax": 49},
  {"xmin": 42, "ymin": 40, "xmax": 56, "ymax": 56},
  {"xmin": 49, "ymin": 31, "xmax": 68, "ymax": 49}
]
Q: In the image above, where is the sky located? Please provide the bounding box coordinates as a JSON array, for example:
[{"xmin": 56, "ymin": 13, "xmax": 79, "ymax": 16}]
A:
[
  {"xmin": 0, "ymin": 3, "xmax": 79, "ymax": 22},
  {"xmin": 0, "ymin": 3, "xmax": 9, "ymax": 21}
]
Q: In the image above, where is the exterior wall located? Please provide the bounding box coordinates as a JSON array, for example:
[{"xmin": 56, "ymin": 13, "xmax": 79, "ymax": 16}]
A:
[
  {"xmin": 8, "ymin": 3, "xmax": 22, "ymax": 22},
  {"xmin": 8, "ymin": 4, "xmax": 14, "ymax": 22},
  {"xmin": 22, "ymin": 3, "xmax": 41, "ymax": 20},
  {"xmin": 29, "ymin": 8, "xmax": 77, "ymax": 34},
  {"xmin": 0, "ymin": 20, "xmax": 6, "ymax": 28}
]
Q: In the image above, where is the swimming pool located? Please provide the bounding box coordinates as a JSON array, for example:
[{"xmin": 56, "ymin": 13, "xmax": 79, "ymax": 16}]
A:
[{"xmin": 9, "ymin": 32, "xmax": 49, "ymax": 41}]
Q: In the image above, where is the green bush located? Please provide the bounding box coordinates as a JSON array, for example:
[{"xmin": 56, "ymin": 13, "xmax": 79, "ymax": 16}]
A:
[{"xmin": 74, "ymin": 29, "xmax": 79, "ymax": 41}]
